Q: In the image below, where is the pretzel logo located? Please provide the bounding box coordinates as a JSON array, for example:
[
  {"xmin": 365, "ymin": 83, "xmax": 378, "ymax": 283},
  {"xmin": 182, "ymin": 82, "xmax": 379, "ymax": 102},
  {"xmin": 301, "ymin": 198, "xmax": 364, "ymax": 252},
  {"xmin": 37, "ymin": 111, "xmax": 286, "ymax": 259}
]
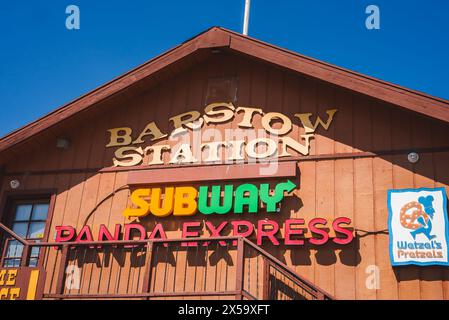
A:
[
  {"xmin": 400, "ymin": 201, "xmax": 429, "ymax": 230},
  {"xmin": 399, "ymin": 195, "xmax": 436, "ymax": 241}
]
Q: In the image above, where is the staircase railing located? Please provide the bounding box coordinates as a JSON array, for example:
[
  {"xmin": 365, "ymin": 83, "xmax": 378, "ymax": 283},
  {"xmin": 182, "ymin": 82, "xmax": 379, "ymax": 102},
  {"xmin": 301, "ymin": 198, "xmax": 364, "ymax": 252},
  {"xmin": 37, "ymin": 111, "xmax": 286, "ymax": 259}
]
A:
[
  {"xmin": 241, "ymin": 237, "xmax": 333, "ymax": 300},
  {"xmin": 0, "ymin": 222, "xmax": 333, "ymax": 300}
]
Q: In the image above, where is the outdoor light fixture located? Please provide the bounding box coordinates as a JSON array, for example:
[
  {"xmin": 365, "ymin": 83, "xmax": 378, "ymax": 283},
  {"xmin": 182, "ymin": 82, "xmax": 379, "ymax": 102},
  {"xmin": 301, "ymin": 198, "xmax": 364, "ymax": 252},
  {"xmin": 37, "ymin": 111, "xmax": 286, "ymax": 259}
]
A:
[
  {"xmin": 56, "ymin": 138, "xmax": 71, "ymax": 150},
  {"xmin": 407, "ymin": 152, "xmax": 419, "ymax": 164},
  {"xmin": 10, "ymin": 179, "xmax": 20, "ymax": 189}
]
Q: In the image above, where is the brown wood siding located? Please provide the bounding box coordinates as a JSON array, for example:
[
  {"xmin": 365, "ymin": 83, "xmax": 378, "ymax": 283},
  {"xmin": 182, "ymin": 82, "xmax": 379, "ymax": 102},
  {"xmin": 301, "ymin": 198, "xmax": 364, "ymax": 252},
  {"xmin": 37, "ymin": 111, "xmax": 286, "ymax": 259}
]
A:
[{"xmin": 1, "ymin": 53, "xmax": 449, "ymax": 299}]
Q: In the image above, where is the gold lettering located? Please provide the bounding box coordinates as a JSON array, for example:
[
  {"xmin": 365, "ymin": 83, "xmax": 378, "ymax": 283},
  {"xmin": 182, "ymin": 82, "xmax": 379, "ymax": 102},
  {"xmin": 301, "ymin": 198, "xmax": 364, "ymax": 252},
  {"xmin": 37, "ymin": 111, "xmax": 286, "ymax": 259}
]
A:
[
  {"xmin": 169, "ymin": 144, "xmax": 198, "ymax": 164},
  {"xmin": 106, "ymin": 127, "xmax": 133, "ymax": 147},
  {"xmin": 201, "ymin": 141, "xmax": 229, "ymax": 162},
  {"xmin": 6, "ymin": 269, "xmax": 17, "ymax": 286},
  {"xmin": 105, "ymin": 105, "xmax": 339, "ymax": 167},
  {"xmin": 0, "ymin": 288, "xmax": 8, "ymax": 300},
  {"xmin": 226, "ymin": 140, "xmax": 246, "ymax": 161},
  {"xmin": 278, "ymin": 135, "xmax": 314, "ymax": 157},
  {"xmin": 0, "ymin": 270, "xmax": 6, "ymax": 286},
  {"xmin": 236, "ymin": 107, "xmax": 263, "ymax": 128},
  {"xmin": 203, "ymin": 102, "xmax": 236, "ymax": 124},
  {"xmin": 261, "ymin": 112, "xmax": 292, "ymax": 136},
  {"xmin": 9, "ymin": 288, "xmax": 20, "ymax": 300},
  {"xmin": 294, "ymin": 109, "xmax": 338, "ymax": 133},
  {"xmin": 145, "ymin": 145, "xmax": 171, "ymax": 165},
  {"xmin": 246, "ymin": 138, "xmax": 278, "ymax": 159},
  {"xmin": 169, "ymin": 111, "xmax": 202, "ymax": 136},
  {"xmin": 133, "ymin": 122, "xmax": 167, "ymax": 144},
  {"xmin": 113, "ymin": 146, "xmax": 144, "ymax": 167}
]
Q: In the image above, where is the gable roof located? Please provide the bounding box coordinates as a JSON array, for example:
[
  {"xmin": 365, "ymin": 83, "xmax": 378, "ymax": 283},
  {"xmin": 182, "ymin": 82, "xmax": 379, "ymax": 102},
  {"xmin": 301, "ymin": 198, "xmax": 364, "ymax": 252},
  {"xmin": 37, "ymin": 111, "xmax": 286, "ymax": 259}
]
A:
[{"xmin": 1, "ymin": 26, "xmax": 448, "ymax": 155}]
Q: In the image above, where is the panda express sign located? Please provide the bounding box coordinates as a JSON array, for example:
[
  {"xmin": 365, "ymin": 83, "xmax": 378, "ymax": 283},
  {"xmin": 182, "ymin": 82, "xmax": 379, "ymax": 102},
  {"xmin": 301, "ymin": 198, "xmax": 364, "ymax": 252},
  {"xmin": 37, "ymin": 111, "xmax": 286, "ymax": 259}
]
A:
[{"xmin": 54, "ymin": 103, "xmax": 354, "ymax": 247}]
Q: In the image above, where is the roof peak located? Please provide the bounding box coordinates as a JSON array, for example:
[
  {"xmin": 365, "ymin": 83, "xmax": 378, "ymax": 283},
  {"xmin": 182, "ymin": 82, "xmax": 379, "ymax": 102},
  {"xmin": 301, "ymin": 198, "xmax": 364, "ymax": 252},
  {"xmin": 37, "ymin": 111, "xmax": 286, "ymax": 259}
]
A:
[{"xmin": 1, "ymin": 26, "xmax": 448, "ymax": 156}]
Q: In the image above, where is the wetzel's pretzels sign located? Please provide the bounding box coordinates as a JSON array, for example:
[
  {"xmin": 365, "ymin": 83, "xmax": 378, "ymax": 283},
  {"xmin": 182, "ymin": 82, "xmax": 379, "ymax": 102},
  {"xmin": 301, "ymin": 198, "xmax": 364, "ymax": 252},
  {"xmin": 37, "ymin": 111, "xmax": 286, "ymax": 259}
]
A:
[{"xmin": 388, "ymin": 187, "xmax": 449, "ymax": 266}]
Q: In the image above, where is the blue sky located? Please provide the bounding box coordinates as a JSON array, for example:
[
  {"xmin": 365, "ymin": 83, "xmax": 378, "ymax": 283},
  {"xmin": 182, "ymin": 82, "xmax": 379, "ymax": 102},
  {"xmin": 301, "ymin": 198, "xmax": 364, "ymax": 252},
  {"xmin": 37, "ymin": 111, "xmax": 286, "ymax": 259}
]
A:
[{"xmin": 0, "ymin": 1, "xmax": 448, "ymax": 137}]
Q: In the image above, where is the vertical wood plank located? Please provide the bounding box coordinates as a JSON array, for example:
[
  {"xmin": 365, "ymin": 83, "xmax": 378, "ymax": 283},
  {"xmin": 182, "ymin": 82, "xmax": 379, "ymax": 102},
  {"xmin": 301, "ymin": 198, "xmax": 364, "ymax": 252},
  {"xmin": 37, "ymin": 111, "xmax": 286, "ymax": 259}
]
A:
[
  {"xmin": 141, "ymin": 242, "xmax": 154, "ymax": 299},
  {"xmin": 433, "ymin": 151, "xmax": 449, "ymax": 300},
  {"xmin": 391, "ymin": 108, "xmax": 421, "ymax": 300},
  {"xmin": 55, "ymin": 245, "xmax": 69, "ymax": 297},
  {"xmin": 334, "ymin": 158, "xmax": 356, "ymax": 299},
  {"xmin": 371, "ymin": 102, "xmax": 397, "ymax": 300},
  {"xmin": 235, "ymin": 238, "xmax": 244, "ymax": 300},
  {"xmin": 333, "ymin": 90, "xmax": 356, "ymax": 299},
  {"xmin": 413, "ymin": 116, "xmax": 444, "ymax": 300},
  {"xmin": 353, "ymin": 96, "xmax": 376, "ymax": 300},
  {"xmin": 313, "ymin": 82, "xmax": 336, "ymax": 295}
]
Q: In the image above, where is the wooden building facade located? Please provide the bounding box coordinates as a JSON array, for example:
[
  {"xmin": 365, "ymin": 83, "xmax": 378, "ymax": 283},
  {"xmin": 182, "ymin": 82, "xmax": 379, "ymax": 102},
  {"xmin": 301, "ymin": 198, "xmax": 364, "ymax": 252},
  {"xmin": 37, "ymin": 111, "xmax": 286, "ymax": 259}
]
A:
[{"xmin": 0, "ymin": 27, "xmax": 449, "ymax": 300}]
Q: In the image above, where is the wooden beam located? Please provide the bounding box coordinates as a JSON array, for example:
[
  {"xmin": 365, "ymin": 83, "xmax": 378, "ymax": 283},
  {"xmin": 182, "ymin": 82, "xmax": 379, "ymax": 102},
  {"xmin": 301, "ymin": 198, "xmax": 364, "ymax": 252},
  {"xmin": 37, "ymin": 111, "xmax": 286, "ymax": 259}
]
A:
[
  {"xmin": 141, "ymin": 242, "xmax": 154, "ymax": 300},
  {"xmin": 127, "ymin": 161, "xmax": 297, "ymax": 186},
  {"xmin": 227, "ymin": 33, "xmax": 449, "ymax": 123},
  {"xmin": 235, "ymin": 237, "xmax": 245, "ymax": 300},
  {"xmin": 44, "ymin": 290, "xmax": 240, "ymax": 299},
  {"xmin": 262, "ymin": 259, "xmax": 271, "ymax": 300},
  {"xmin": 55, "ymin": 245, "xmax": 69, "ymax": 298},
  {"xmin": 20, "ymin": 245, "xmax": 30, "ymax": 267},
  {"xmin": 5, "ymin": 146, "xmax": 449, "ymax": 178}
]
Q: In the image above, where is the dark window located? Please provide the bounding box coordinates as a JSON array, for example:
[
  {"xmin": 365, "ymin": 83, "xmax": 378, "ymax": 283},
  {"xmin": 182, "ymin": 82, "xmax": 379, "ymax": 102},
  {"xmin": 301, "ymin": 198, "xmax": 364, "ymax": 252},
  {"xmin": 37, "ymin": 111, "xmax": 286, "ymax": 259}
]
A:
[
  {"xmin": 205, "ymin": 76, "xmax": 238, "ymax": 105},
  {"xmin": 3, "ymin": 200, "xmax": 50, "ymax": 267}
]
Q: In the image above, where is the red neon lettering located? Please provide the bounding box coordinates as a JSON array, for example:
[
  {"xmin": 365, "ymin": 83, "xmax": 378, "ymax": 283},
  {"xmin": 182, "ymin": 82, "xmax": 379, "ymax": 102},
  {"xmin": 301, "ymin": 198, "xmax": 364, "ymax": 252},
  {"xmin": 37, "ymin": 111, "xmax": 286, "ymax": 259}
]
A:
[
  {"xmin": 181, "ymin": 221, "xmax": 201, "ymax": 247},
  {"xmin": 231, "ymin": 220, "xmax": 254, "ymax": 245},
  {"xmin": 55, "ymin": 226, "xmax": 76, "ymax": 242},
  {"xmin": 284, "ymin": 219, "xmax": 305, "ymax": 245},
  {"xmin": 98, "ymin": 224, "xmax": 121, "ymax": 241},
  {"xmin": 257, "ymin": 220, "xmax": 280, "ymax": 246},
  {"xmin": 75, "ymin": 225, "xmax": 93, "ymax": 242},
  {"xmin": 332, "ymin": 217, "xmax": 354, "ymax": 245},
  {"xmin": 205, "ymin": 221, "xmax": 228, "ymax": 246},
  {"xmin": 309, "ymin": 218, "xmax": 329, "ymax": 245}
]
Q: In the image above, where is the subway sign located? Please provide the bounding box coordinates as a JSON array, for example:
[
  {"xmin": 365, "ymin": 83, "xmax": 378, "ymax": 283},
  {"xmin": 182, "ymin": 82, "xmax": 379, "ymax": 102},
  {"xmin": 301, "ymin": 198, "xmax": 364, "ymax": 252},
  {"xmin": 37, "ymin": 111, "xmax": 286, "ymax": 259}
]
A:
[{"xmin": 122, "ymin": 180, "xmax": 297, "ymax": 218}]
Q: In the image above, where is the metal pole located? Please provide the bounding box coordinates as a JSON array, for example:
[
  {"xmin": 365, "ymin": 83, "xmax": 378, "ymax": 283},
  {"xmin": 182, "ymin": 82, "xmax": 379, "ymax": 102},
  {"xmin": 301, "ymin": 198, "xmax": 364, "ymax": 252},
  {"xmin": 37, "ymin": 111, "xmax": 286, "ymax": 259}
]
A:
[{"xmin": 243, "ymin": 0, "xmax": 251, "ymax": 36}]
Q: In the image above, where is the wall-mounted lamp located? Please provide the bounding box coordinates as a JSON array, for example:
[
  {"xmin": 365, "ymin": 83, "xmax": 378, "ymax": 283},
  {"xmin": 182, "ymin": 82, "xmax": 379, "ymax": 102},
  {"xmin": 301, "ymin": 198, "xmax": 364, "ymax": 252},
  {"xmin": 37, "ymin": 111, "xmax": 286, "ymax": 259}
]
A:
[
  {"xmin": 56, "ymin": 138, "xmax": 71, "ymax": 150},
  {"xmin": 407, "ymin": 152, "xmax": 419, "ymax": 164},
  {"xmin": 10, "ymin": 179, "xmax": 20, "ymax": 189}
]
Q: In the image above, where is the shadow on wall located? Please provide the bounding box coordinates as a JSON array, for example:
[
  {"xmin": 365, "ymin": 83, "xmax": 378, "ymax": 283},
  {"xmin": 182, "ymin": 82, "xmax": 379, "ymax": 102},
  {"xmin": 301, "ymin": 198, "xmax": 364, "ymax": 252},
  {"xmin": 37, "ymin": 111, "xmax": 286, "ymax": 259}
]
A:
[
  {"xmin": 253, "ymin": 239, "xmax": 361, "ymax": 267},
  {"xmin": 64, "ymin": 213, "xmax": 449, "ymax": 286},
  {"xmin": 393, "ymin": 265, "xmax": 449, "ymax": 283}
]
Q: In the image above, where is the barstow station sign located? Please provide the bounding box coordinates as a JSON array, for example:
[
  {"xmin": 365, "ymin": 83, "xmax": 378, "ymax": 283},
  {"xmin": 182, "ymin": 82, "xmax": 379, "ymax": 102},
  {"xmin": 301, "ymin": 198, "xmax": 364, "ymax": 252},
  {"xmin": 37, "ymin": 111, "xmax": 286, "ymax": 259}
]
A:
[
  {"xmin": 54, "ymin": 103, "xmax": 355, "ymax": 247},
  {"xmin": 105, "ymin": 102, "xmax": 338, "ymax": 167}
]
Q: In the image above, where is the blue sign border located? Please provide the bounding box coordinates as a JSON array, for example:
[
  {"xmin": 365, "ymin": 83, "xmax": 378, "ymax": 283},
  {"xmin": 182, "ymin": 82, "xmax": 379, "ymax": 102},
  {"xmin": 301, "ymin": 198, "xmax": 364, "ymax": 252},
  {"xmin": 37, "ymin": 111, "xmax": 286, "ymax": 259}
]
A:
[{"xmin": 387, "ymin": 187, "xmax": 449, "ymax": 267}]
